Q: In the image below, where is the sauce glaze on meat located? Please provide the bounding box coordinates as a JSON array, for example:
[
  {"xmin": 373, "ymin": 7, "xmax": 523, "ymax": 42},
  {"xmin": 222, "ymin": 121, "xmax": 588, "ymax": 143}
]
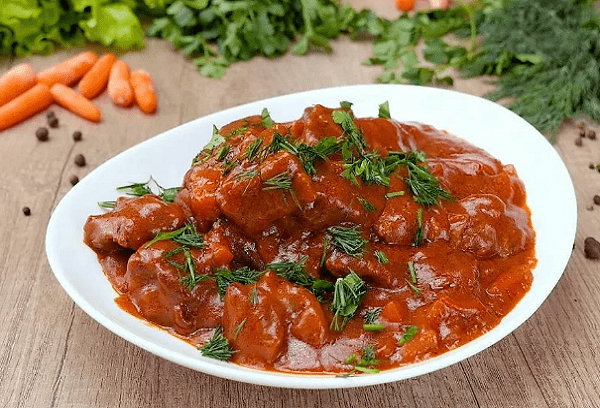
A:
[{"xmin": 84, "ymin": 104, "xmax": 536, "ymax": 374}]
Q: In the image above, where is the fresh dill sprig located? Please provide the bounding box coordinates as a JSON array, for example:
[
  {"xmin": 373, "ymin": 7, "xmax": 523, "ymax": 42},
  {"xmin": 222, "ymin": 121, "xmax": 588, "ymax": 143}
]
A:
[
  {"xmin": 199, "ymin": 327, "xmax": 236, "ymax": 361},
  {"xmin": 332, "ymin": 110, "xmax": 367, "ymax": 157},
  {"xmin": 245, "ymin": 139, "xmax": 263, "ymax": 161},
  {"xmin": 214, "ymin": 266, "xmax": 264, "ymax": 297},
  {"xmin": 115, "ymin": 177, "xmax": 180, "ymax": 203},
  {"xmin": 145, "ymin": 224, "xmax": 204, "ymax": 249},
  {"xmin": 233, "ymin": 319, "xmax": 247, "ymax": 340},
  {"xmin": 340, "ymin": 152, "xmax": 390, "ymax": 186},
  {"xmin": 266, "ymin": 132, "xmax": 298, "ymax": 156},
  {"xmin": 249, "ymin": 286, "xmax": 259, "ymax": 305},
  {"xmin": 296, "ymin": 137, "xmax": 340, "ymax": 175},
  {"xmin": 166, "ymin": 247, "xmax": 211, "ymax": 291},
  {"xmin": 330, "ymin": 271, "xmax": 367, "ymax": 331},
  {"xmin": 267, "ymin": 257, "xmax": 334, "ymax": 302},
  {"xmin": 408, "ymin": 261, "xmax": 417, "ymax": 284},
  {"xmin": 328, "ymin": 225, "xmax": 368, "ymax": 258},
  {"xmin": 263, "ymin": 171, "xmax": 293, "ymax": 191},
  {"xmin": 341, "ymin": 345, "xmax": 381, "ymax": 376}
]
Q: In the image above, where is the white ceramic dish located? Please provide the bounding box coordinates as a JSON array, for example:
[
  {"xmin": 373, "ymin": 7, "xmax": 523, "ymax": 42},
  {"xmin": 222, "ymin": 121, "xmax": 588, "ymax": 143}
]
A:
[{"xmin": 45, "ymin": 84, "xmax": 577, "ymax": 389}]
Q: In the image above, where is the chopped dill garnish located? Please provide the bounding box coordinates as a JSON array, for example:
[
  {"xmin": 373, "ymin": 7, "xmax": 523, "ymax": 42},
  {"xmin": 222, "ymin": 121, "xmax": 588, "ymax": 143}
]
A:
[
  {"xmin": 261, "ymin": 108, "xmax": 274, "ymax": 128},
  {"xmin": 385, "ymin": 191, "xmax": 404, "ymax": 199},
  {"xmin": 237, "ymin": 169, "xmax": 260, "ymax": 181},
  {"xmin": 340, "ymin": 152, "xmax": 390, "ymax": 186},
  {"xmin": 341, "ymin": 345, "xmax": 381, "ymax": 377},
  {"xmin": 214, "ymin": 266, "xmax": 263, "ymax": 297},
  {"xmin": 216, "ymin": 145, "xmax": 230, "ymax": 161},
  {"xmin": 262, "ymin": 171, "xmax": 293, "ymax": 191},
  {"xmin": 378, "ymin": 101, "xmax": 391, "ymax": 119},
  {"xmin": 330, "ymin": 271, "xmax": 367, "ymax": 331},
  {"xmin": 199, "ymin": 327, "xmax": 236, "ymax": 361},
  {"xmin": 98, "ymin": 200, "xmax": 116, "ymax": 209},
  {"xmin": 249, "ymin": 286, "xmax": 259, "ymax": 305},
  {"xmin": 320, "ymin": 236, "xmax": 330, "ymax": 268},
  {"xmin": 233, "ymin": 318, "xmax": 247, "ymax": 340},
  {"xmin": 414, "ymin": 208, "xmax": 424, "ymax": 246},
  {"xmin": 296, "ymin": 137, "xmax": 340, "ymax": 175},
  {"xmin": 266, "ymin": 132, "xmax": 298, "ymax": 156},
  {"xmin": 408, "ymin": 261, "xmax": 417, "ymax": 284},
  {"xmin": 267, "ymin": 257, "xmax": 334, "ymax": 302},
  {"xmin": 405, "ymin": 279, "xmax": 420, "ymax": 296},
  {"xmin": 115, "ymin": 177, "xmax": 180, "ymax": 203},
  {"xmin": 374, "ymin": 250, "xmax": 389, "ymax": 265},
  {"xmin": 205, "ymin": 125, "xmax": 225, "ymax": 150},
  {"xmin": 358, "ymin": 197, "xmax": 377, "ymax": 213},
  {"xmin": 222, "ymin": 159, "xmax": 238, "ymax": 175},
  {"xmin": 397, "ymin": 326, "xmax": 419, "ymax": 345},
  {"xmin": 328, "ymin": 225, "xmax": 368, "ymax": 258},
  {"xmin": 145, "ymin": 224, "xmax": 204, "ymax": 249},
  {"xmin": 332, "ymin": 110, "xmax": 367, "ymax": 157},
  {"xmin": 245, "ymin": 139, "xmax": 263, "ymax": 161},
  {"xmin": 364, "ymin": 308, "xmax": 382, "ymax": 325}
]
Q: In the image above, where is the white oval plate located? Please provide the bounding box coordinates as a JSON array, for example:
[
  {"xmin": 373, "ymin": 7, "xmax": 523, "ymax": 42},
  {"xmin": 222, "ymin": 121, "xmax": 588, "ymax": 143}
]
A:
[{"xmin": 46, "ymin": 84, "xmax": 577, "ymax": 389}]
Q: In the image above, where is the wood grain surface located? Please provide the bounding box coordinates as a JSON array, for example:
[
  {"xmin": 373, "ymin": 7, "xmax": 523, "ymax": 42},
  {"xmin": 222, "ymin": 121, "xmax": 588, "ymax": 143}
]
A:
[{"xmin": 1, "ymin": 2, "xmax": 599, "ymax": 407}]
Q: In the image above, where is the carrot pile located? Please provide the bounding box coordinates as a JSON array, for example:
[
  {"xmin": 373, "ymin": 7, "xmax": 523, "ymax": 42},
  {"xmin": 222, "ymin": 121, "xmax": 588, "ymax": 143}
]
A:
[{"xmin": 0, "ymin": 51, "xmax": 158, "ymax": 132}]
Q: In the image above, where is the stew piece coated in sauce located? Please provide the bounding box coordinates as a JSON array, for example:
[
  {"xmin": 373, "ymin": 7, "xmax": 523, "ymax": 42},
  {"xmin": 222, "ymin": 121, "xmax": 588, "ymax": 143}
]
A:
[{"xmin": 84, "ymin": 103, "xmax": 536, "ymax": 374}]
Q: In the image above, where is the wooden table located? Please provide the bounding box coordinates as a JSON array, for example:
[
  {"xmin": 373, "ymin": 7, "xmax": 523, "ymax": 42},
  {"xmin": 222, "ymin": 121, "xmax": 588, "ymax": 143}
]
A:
[{"xmin": 1, "ymin": 2, "xmax": 600, "ymax": 407}]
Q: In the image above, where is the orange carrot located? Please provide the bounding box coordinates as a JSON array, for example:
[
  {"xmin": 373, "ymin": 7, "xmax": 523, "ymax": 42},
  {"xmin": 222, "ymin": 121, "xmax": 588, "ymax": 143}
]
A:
[
  {"xmin": 107, "ymin": 60, "xmax": 133, "ymax": 107},
  {"xmin": 37, "ymin": 51, "xmax": 98, "ymax": 88},
  {"xmin": 0, "ymin": 63, "xmax": 37, "ymax": 108},
  {"xmin": 50, "ymin": 84, "xmax": 101, "ymax": 123},
  {"xmin": 395, "ymin": 0, "xmax": 415, "ymax": 11},
  {"xmin": 0, "ymin": 83, "xmax": 53, "ymax": 132},
  {"xmin": 78, "ymin": 53, "xmax": 117, "ymax": 99},
  {"xmin": 130, "ymin": 70, "xmax": 157, "ymax": 114}
]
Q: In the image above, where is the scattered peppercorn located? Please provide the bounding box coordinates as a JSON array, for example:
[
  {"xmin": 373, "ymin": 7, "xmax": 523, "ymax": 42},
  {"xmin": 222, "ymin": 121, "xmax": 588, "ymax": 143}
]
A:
[
  {"xmin": 575, "ymin": 137, "xmax": 583, "ymax": 147},
  {"xmin": 35, "ymin": 127, "xmax": 49, "ymax": 142},
  {"xmin": 72, "ymin": 131, "xmax": 82, "ymax": 142},
  {"xmin": 46, "ymin": 111, "xmax": 55, "ymax": 119},
  {"xmin": 594, "ymin": 195, "xmax": 600, "ymax": 205},
  {"xmin": 579, "ymin": 128, "xmax": 586, "ymax": 137},
  {"xmin": 584, "ymin": 237, "xmax": 600, "ymax": 260},
  {"xmin": 69, "ymin": 175, "xmax": 79, "ymax": 186},
  {"xmin": 74, "ymin": 154, "xmax": 86, "ymax": 167},
  {"xmin": 48, "ymin": 116, "xmax": 59, "ymax": 128},
  {"xmin": 22, "ymin": 206, "xmax": 31, "ymax": 216},
  {"xmin": 590, "ymin": 163, "xmax": 595, "ymax": 170},
  {"xmin": 587, "ymin": 206, "xmax": 594, "ymax": 211},
  {"xmin": 587, "ymin": 130, "xmax": 596, "ymax": 140}
]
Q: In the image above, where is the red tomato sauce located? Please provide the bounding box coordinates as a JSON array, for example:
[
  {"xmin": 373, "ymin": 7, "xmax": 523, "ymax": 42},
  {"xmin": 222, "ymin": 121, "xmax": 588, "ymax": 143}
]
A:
[{"xmin": 84, "ymin": 104, "xmax": 536, "ymax": 374}]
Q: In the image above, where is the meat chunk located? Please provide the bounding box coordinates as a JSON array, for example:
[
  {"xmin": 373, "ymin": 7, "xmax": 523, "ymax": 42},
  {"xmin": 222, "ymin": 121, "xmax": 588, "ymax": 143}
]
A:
[
  {"xmin": 178, "ymin": 166, "xmax": 222, "ymax": 232},
  {"xmin": 217, "ymin": 151, "xmax": 317, "ymax": 235},
  {"xmin": 125, "ymin": 240, "xmax": 231, "ymax": 335},
  {"xmin": 222, "ymin": 272, "xmax": 329, "ymax": 366},
  {"xmin": 84, "ymin": 195, "xmax": 186, "ymax": 252},
  {"xmin": 447, "ymin": 194, "xmax": 533, "ymax": 258}
]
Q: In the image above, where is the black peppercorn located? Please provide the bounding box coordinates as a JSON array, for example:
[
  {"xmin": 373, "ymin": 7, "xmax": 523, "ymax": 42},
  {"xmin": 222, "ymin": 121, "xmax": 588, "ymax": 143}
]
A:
[
  {"xmin": 35, "ymin": 127, "xmax": 49, "ymax": 141},
  {"xmin": 48, "ymin": 116, "xmax": 59, "ymax": 128},
  {"xmin": 587, "ymin": 129, "xmax": 596, "ymax": 140},
  {"xmin": 72, "ymin": 131, "xmax": 82, "ymax": 142},
  {"xmin": 594, "ymin": 195, "xmax": 600, "ymax": 205},
  {"xmin": 69, "ymin": 175, "xmax": 79, "ymax": 186},
  {"xmin": 46, "ymin": 111, "xmax": 55, "ymax": 119},
  {"xmin": 579, "ymin": 128, "xmax": 586, "ymax": 137},
  {"xmin": 575, "ymin": 138, "xmax": 583, "ymax": 147},
  {"xmin": 22, "ymin": 206, "xmax": 31, "ymax": 216},
  {"xmin": 590, "ymin": 163, "xmax": 595, "ymax": 170},
  {"xmin": 584, "ymin": 237, "xmax": 600, "ymax": 260},
  {"xmin": 74, "ymin": 154, "xmax": 86, "ymax": 167}
]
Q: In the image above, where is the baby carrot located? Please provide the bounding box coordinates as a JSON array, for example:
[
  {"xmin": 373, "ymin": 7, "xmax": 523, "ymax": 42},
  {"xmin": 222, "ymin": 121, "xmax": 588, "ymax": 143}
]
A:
[
  {"xmin": 395, "ymin": 0, "xmax": 415, "ymax": 11},
  {"xmin": 0, "ymin": 83, "xmax": 53, "ymax": 132},
  {"xmin": 0, "ymin": 63, "xmax": 37, "ymax": 108},
  {"xmin": 37, "ymin": 51, "xmax": 98, "ymax": 88},
  {"xmin": 107, "ymin": 60, "xmax": 133, "ymax": 107},
  {"xmin": 50, "ymin": 84, "xmax": 101, "ymax": 123},
  {"xmin": 130, "ymin": 70, "xmax": 157, "ymax": 114},
  {"xmin": 78, "ymin": 53, "xmax": 117, "ymax": 99}
]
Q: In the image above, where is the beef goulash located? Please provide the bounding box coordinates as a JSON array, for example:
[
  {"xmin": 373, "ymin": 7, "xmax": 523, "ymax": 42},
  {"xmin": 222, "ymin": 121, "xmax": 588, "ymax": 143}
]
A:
[{"xmin": 84, "ymin": 102, "xmax": 536, "ymax": 375}]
